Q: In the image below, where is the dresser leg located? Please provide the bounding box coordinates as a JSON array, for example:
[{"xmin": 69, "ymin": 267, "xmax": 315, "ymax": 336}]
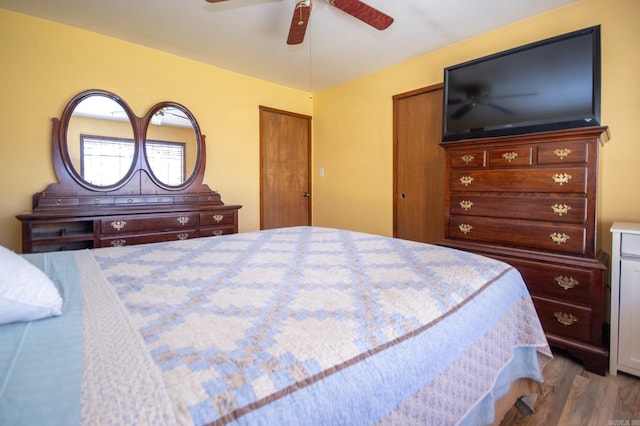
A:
[
  {"xmin": 548, "ymin": 333, "xmax": 609, "ymax": 376},
  {"xmin": 565, "ymin": 347, "xmax": 608, "ymax": 376}
]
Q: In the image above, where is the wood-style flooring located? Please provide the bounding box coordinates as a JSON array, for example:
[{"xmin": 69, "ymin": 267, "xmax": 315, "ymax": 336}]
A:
[{"xmin": 500, "ymin": 349, "xmax": 640, "ymax": 425}]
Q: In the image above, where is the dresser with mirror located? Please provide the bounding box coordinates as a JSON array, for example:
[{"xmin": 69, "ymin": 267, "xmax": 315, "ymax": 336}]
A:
[{"xmin": 17, "ymin": 89, "xmax": 241, "ymax": 253}]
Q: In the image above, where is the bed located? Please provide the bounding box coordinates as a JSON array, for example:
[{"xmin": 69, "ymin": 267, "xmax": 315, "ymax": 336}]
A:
[{"xmin": 0, "ymin": 226, "xmax": 551, "ymax": 425}]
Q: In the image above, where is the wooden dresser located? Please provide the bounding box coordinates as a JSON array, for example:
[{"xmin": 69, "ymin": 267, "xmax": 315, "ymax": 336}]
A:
[
  {"xmin": 17, "ymin": 89, "xmax": 241, "ymax": 253},
  {"xmin": 17, "ymin": 200, "xmax": 240, "ymax": 253},
  {"xmin": 439, "ymin": 126, "xmax": 609, "ymax": 375}
]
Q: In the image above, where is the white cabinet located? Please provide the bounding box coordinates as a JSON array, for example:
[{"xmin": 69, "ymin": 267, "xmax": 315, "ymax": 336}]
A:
[{"xmin": 610, "ymin": 222, "xmax": 640, "ymax": 376}]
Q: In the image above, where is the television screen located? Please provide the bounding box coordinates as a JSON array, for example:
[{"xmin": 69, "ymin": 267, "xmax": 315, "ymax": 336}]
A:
[{"xmin": 442, "ymin": 26, "xmax": 601, "ymax": 142}]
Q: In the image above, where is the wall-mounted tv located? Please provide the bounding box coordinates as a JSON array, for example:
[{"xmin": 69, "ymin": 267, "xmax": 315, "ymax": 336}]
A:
[{"xmin": 442, "ymin": 25, "xmax": 601, "ymax": 142}]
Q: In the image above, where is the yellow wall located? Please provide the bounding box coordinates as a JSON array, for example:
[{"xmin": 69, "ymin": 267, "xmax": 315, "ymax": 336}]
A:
[
  {"xmin": 0, "ymin": 9, "xmax": 312, "ymax": 251},
  {"xmin": 313, "ymin": 0, "xmax": 640, "ymax": 255}
]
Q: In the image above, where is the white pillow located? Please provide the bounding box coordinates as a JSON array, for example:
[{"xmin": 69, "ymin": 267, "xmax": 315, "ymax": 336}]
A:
[{"xmin": 0, "ymin": 245, "xmax": 63, "ymax": 325}]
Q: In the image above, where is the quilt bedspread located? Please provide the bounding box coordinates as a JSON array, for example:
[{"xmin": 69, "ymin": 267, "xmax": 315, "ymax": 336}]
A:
[{"xmin": 89, "ymin": 226, "xmax": 551, "ymax": 425}]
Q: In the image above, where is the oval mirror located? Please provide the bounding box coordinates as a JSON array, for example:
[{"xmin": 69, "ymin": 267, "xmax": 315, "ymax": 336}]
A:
[
  {"xmin": 64, "ymin": 91, "xmax": 137, "ymax": 189},
  {"xmin": 144, "ymin": 102, "xmax": 200, "ymax": 189}
]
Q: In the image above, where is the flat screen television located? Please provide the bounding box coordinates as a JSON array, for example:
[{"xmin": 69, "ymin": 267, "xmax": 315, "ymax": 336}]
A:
[{"xmin": 442, "ymin": 25, "xmax": 601, "ymax": 142}]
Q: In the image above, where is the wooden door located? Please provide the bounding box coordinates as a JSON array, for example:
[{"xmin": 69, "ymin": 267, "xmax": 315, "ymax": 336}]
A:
[
  {"xmin": 260, "ymin": 106, "xmax": 312, "ymax": 229},
  {"xmin": 393, "ymin": 84, "xmax": 445, "ymax": 244}
]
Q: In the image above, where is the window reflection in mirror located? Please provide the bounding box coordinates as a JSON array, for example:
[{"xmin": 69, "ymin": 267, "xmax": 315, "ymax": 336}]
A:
[
  {"xmin": 67, "ymin": 95, "xmax": 136, "ymax": 187},
  {"xmin": 80, "ymin": 135, "xmax": 135, "ymax": 186},
  {"xmin": 145, "ymin": 106, "xmax": 197, "ymax": 186}
]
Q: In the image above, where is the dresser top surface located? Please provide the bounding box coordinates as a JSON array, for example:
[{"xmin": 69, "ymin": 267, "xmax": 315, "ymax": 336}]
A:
[{"xmin": 611, "ymin": 222, "xmax": 640, "ymax": 235}]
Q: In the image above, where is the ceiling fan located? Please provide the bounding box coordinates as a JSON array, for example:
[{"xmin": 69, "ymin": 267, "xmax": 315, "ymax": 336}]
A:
[{"xmin": 205, "ymin": 0, "xmax": 394, "ymax": 45}]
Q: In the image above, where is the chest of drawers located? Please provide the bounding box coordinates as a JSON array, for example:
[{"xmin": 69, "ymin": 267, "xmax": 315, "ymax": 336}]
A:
[{"xmin": 440, "ymin": 127, "xmax": 609, "ymax": 375}]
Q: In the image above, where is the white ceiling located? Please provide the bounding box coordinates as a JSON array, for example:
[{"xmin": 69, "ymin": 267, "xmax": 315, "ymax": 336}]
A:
[{"xmin": 0, "ymin": 0, "xmax": 578, "ymax": 92}]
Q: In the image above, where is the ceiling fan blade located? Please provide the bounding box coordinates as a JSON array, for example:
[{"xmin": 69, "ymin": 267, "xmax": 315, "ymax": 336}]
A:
[
  {"xmin": 486, "ymin": 103, "xmax": 514, "ymax": 115},
  {"xmin": 447, "ymin": 98, "xmax": 466, "ymax": 105},
  {"xmin": 329, "ymin": 0, "xmax": 393, "ymax": 30},
  {"xmin": 205, "ymin": 0, "xmax": 231, "ymax": 3},
  {"xmin": 287, "ymin": 1, "xmax": 312, "ymax": 45},
  {"xmin": 451, "ymin": 103, "xmax": 475, "ymax": 120}
]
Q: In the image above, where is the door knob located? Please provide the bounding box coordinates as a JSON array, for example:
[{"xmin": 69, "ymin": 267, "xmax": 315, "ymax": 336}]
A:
[{"xmin": 302, "ymin": 192, "xmax": 311, "ymax": 197}]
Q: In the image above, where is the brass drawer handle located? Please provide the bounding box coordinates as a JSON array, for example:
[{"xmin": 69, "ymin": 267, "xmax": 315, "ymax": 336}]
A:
[
  {"xmin": 212, "ymin": 230, "xmax": 224, "ymax": 236},
  {"xmin": 552, "ymin": 173, "xmax": 572, "ymax": 185},
  {"xmin": 459, "ymin": 200, "xmax": 474, "ymax": 211},
  {"xmin": 111, "ymin": 239, "xmax": 126, "ymax": 247},
  {"xmin": 502, "ymin": 152, "xmax": 518, "ymax": 162},
  {"xmin": 458, "ymin": 224, "xmax": 473, "ymax": 234},
  {"xmin": 554, "ymin": 312, "xmax": 578, "ymax": 326},
  {"xmin": 110, "ymin": 220, "xmax": 127, "ymax": 231},
  {"xmin": 459, "ymin": 176, "xmax": 474, "ymax": 186},
  {"xmin": 554, "ymin": 148, "xmax": 572, "ymax": 159},
  {"xmin": 177, "ymin": 216, "xmax": 190, "ymax": 225},
  {"xmin": 551, "ymin": 204, "xmax": 572, "ymax": 216},
  {"xmin": 461, "ymin": 154, "xmax": 474, "ymax": 164},
  {"xmin": 555, "ymin": 276, "xmax": 579, "ymax": 290},
  {"xmin": 212, "ymin": 214, "xmax": 224, "ymax": 223},
  {"xmin": 177, "ymin": 233, "xmax": 189, "ymax": 240},
  {"xmin": 550, "ymin": 232, "xmax": 570, "ymax": 244}
]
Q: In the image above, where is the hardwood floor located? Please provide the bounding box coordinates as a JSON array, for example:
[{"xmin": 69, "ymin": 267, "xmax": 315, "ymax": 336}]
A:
[{"xmin": 500, "ymin": 349, "xmax": 640, "ymax": 425}]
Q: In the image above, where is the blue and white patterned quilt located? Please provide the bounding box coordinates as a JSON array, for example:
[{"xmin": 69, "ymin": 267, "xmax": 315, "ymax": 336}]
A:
[
  {"xmin": 2, "ymin": 226, "xmax": 551, "ymax": 426},
  {"xmin": 90, "ymin": 226, "xmax": 551, "ymax": 425}
]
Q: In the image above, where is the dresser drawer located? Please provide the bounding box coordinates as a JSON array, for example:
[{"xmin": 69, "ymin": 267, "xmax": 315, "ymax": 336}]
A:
[
  {"xmin": 100, "ymin": 213, "xmax": 199, "ymax": 234},
  {"xmin": 199, "ymin": 226, "xmax": 236, "ymax": 238},
  {"xmin": 488, "ymin": 146, "xmax": 532, "ymax": 167},
  {"xmin": 499, "ymin": 257, "xmax": 594, "ymax": 305},
  {"xmin": 79, "ymin": 197, "xmax": 115, "ymax": 206},
  {"xmin": 200, "ymin": 211, "xmax": 236, "ymax": 226},
  {"xmin": 450, "ymin": 194, "xmax": 587, "ymax": 224},
  {"xmin": 532, "ymin": 296, "xmax": 592, "ymax": 343},
  {"xmin": 449, "ymin": 216, "xmax": 587, "ymax": 254},
  {"xmin": 144, "ymin": 195, "xmax": 174, "ymax": 204},
  {"xmin": 450, "ymin": 167, "xmax": 587, "ymax": 193},
  {"xmin": 449, "ymin": 150, "xmax": 486, "ymax": 168},
  {"xmin": 37, "ymin": 197, "xmax": 80, "ymax": 208},
  {"xmin": 178, "ymin": 194, "xmax": 223, "ymax": 204},
  {"xmin": 114, "ymin": 197, "xmax": 148, "ymax": 205},
  {"xmin": 537, "ymin": 140, "xmax": 589, "ymax": 164},
  {"xmin": 99, "ymin": 229, "xmax": 197, "ymax": 247},
  {"xmin": 621, "ymin": 233, "xmax": 640, "ymax": 257}
]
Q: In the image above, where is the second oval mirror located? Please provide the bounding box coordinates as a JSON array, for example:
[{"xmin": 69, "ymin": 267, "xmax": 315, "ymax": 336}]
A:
[{"xmin": 144, "ymin": 103, "xmax": 199, "ymax": 188}]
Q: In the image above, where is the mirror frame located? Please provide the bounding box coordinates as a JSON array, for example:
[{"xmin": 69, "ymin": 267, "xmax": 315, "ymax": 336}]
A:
[
  {"xmin": 142, "ymin": 101, "xmax": 204, "ymax": 191},
  {"xmin": 58, "ymin": 89, "xmax": 139, "ymax": 191},
  {"xmin": 35, "ymin": 89, "xmax": 216, "ymax": 210}
]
